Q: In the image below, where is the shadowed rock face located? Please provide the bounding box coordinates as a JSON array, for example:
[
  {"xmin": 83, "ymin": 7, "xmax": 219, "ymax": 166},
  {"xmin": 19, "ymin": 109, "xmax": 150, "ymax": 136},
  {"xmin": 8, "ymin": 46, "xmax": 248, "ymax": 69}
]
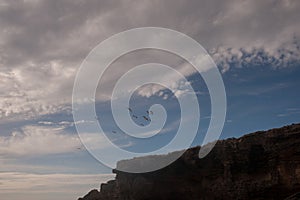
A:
[{"xmin": 78, "ymin": 123, "xmax": 300, "ymax": 200}]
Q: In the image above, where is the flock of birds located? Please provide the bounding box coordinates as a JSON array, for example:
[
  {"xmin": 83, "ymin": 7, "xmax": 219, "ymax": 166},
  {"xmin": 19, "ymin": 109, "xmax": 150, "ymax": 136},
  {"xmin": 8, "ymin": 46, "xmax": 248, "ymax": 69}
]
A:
[
  {"xmin": 128, "ymin": 107, "xmax": 153, "ymax": 120},
  {"xmin": 77, "ymin": 107, "xmax": 154, "ymax": 150},
  {"xmin": 109, "ymin": 107, "xmax": 154, "ymax": 134}
]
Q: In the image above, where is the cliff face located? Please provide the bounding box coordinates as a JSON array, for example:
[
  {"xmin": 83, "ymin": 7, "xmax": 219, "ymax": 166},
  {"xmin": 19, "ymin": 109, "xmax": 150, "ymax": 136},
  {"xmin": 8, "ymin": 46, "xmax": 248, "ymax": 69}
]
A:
[{"xmin": 79, "ymin": 123, "xmax": 300, "ymax": 200}]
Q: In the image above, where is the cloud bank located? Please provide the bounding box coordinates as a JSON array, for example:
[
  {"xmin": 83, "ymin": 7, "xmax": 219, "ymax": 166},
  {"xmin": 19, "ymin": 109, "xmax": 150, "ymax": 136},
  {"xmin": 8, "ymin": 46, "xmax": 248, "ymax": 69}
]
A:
[
  {"xmin": 0, "ymin": 0, "xmax": 299, "ymax": 119},
  {"xmin": 0, "ymin": 172, "xmax": 114, "ymax": 200}
]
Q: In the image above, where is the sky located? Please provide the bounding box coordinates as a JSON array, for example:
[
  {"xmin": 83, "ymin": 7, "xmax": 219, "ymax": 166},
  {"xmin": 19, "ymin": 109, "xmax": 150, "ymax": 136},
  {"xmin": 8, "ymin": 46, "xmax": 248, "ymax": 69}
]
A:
[{"xmin": 0, "ymin": 0, "xmax": 300, "ymax": 199}]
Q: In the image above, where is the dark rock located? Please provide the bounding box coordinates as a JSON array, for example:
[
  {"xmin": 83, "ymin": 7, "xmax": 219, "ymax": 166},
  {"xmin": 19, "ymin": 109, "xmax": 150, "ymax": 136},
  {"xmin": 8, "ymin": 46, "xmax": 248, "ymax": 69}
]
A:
[
  {"xmin": 78, "ymin": 189, "xmax": 101, "ymax": 200},
  {"xmin": 284, "ymin": 192, "xmax": 300, "ymax": 200},
  {"xmin": 78, "ymin": 123, "xmax": 300, "ymax": 200}
]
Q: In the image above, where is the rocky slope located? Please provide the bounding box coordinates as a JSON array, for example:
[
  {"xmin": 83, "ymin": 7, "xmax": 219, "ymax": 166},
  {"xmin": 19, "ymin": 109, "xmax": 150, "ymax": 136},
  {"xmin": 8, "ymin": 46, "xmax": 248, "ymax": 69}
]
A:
[{"xmin": 78, "ymin": 123, "xmax": 300, "ymax": 200}]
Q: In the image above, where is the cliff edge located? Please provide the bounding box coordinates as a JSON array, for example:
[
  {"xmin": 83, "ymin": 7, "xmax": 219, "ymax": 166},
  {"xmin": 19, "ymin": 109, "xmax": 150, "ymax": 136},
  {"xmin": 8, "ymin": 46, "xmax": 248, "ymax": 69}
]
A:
[{"xmin": 79, "ymin": 123, "xmax": 300, "ymax": 200}]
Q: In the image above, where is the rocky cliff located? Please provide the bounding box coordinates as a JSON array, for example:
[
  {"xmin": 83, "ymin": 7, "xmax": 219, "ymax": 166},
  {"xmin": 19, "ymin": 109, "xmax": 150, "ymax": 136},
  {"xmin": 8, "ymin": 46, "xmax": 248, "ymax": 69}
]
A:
[{"xmin": 78, "ymin": 123, "xmax": 300, "ymax": 200}]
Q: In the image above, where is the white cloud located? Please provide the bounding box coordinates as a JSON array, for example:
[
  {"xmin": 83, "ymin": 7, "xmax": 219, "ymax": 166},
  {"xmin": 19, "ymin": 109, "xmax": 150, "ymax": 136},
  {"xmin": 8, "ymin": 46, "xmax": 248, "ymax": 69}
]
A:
[
  {"xmin": 0, "ymin": 61, "xmax": 75, "ymax": 120},
  {"xmin": 135, "ymin": 61, "xmax": 199, "ymax": 99},
  {"xmin": 0, "ymin": 125, "xmax": 81, "ymax": 156},
  {"xmin": 211, "ymin": 43, "xmax": 300, "ymax": 73},
  {"xmin": 38, "ymin": 121, "xmax": 54, "ymax": 125},
  {"xmin": 0, "ymin": 172, "xmax": 115, "ymax": 200},
  {"xmin": 37, "ymin": 120, "xmax": 95, "ymax": 128},
  {"xmin": 0, "ymin": 124, "xmax": 125, "ymax": 158}
]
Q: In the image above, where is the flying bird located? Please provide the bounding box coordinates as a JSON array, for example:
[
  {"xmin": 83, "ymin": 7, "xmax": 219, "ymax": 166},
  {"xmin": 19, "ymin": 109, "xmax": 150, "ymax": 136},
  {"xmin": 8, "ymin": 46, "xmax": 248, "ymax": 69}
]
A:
[
  {"xmin": 132, "ymin": 115, "xmax": 138, "ymax": 119},
  {"xmin": 112, "ymin": 130, "xmax": 117, "ymax": 134},
  {"xmin": 147, "ymin": 110, "xmax": 153, "ymax": 115},
  {"xmin": 143, "ymin": 116, "xmax": 151, "ymax": 121}
]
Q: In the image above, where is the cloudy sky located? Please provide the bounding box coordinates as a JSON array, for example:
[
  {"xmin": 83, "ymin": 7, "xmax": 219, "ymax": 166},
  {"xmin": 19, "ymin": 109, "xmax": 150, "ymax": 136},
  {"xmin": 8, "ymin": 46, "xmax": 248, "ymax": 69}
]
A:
[{"xmin": 0, "ymin": 0, "xmax": 300, "ymax": 199}]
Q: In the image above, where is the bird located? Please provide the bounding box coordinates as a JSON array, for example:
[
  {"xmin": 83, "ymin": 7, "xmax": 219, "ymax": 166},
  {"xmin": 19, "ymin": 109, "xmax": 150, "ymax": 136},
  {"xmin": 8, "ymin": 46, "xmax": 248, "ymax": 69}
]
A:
[
  {"xmin": 112, "ymin": 130, "xmax": 117, "ymax": 134},
  {"xmin": 132, "ymin": 114, "xmax": 138, "ymax": 119},
  {"xmin": 147, "ymin": 110, "xmax": 153, "ymax": 115},
  {"xmin": 143, "ymin": 116, "xmax": 151, "ymax": 121},
  {"xmin": 77, "ymin": 147, "xmax": 82, "ymax": 150}
]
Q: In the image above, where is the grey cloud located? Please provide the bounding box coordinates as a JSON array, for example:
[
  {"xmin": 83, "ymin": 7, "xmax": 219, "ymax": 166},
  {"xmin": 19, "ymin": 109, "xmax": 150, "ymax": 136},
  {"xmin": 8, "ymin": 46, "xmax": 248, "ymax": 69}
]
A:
[
  {"xmin": 0, "ymin": 0, "xmax": 128, "ymax": 67},
  {"xmin": 1, "ymin": 0, "xmax": 300, "ymax": 67},
  {"xmin": 0, "ymin": 0, "xmax": 299, "ymax": 120}
]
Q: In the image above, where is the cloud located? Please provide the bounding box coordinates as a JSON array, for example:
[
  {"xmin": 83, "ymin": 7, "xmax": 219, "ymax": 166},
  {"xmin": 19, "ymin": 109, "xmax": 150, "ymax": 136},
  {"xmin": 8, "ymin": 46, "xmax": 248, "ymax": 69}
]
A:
[
  {"xmin": 231, "ymin": 82, "xmax": 290, "ymax": 97},
  {"xmin": 211, "ymin": 42, "xmax": 300, "ymax": 73},
  {"xmin": 0, "ymin": 125, "xmax": 82, "ymax": 156},
  {"xmin": 0, "ymin": 172, "xmax": 115, "ymax": 200},
  {"xmin": 277, "ymin": 108, "xmax": 300, "ymax": 117},
  {"xmin": 0, "ymin": 61, "xmax": 74, "ymax": 120},
  {"xmin": 38, "ymin": 121, "xmax": 55, "ymax": 125},
  {"xmin": 0, "ymin": 124, "xmax": 129, "ymax": 158},
  {"xmin": 0, "ymin": 0, "xmax": 299, "ymax": 121},
  {"xmin": 134, "ymin": 61, "xmax": 201, "ymax": 99},
  {"xmin": 37, "ymin": 120, "xmax": 96, "ymax": 127}
]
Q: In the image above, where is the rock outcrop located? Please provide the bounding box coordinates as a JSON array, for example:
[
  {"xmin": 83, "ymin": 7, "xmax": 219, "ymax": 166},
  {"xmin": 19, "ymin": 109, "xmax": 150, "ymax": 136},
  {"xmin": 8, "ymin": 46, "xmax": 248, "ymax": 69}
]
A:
[{"xmin": 78, "ymin": 123, "xmax": 300, "ymax": 200}]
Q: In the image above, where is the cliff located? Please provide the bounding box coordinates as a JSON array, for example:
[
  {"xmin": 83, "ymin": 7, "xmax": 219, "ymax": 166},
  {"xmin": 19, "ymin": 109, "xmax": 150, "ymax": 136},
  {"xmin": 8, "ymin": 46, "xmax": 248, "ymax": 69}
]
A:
[{"xmin": 79, "ymin": 123, "xmax": 300, "ymax": 200}]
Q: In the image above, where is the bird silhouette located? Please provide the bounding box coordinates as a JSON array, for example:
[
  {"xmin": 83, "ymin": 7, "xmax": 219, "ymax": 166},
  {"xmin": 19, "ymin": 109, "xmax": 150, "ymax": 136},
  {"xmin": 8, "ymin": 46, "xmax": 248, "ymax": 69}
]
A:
[
  {"xmin": 112, "ymin": 130, "xmax": 117, "ymax": 134},
  {"xmin": 147, "ymin": 110, "xmax": 154, "ymax": 115},
  {"xmin": 143, "ymin": 116, "xmax": 151, "ymax": 121},
  {"xmin": 132, "ymin": 115, "xmax": 138, "ymax": 119}
]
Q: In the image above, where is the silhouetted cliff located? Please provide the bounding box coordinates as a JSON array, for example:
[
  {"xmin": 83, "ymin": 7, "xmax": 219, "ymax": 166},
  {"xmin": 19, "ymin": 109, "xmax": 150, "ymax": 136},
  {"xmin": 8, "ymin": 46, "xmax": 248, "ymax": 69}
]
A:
[{"xmin": 79, "ymin": 123, "xmax": 300, "ymax": 200}]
